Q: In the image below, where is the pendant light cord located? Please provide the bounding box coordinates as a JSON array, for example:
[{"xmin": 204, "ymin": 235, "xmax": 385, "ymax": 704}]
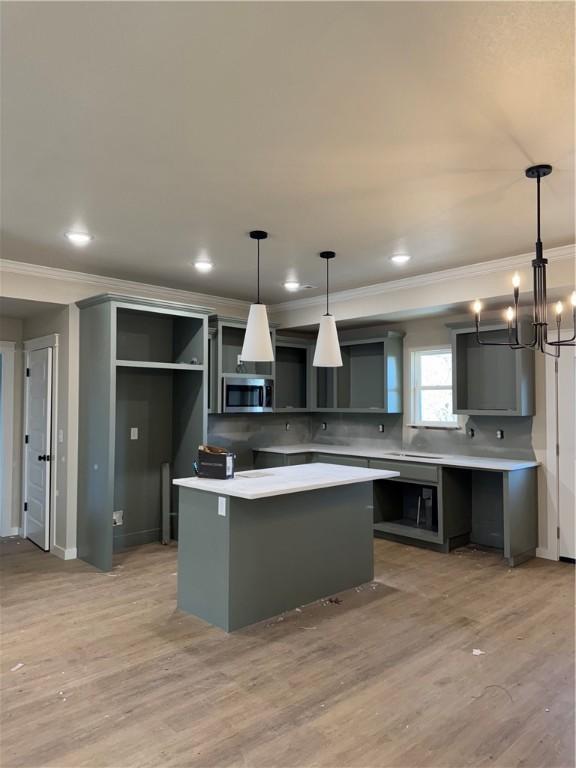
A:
[
  {"xmin": 257, "ymin": 239, "xmax": 261, "ymax": 304},
  {"xmin": 536, "ymin": 174, "xmax": 541, "ymax": 244},
  {"xmin": 326, "ymin": 257, "xmax": 329, "ymax": 315}
]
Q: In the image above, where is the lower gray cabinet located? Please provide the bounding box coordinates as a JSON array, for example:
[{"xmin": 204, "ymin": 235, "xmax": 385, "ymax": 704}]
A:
[
  {"xmin": 253, "ymin": 451, "xmax": 311, "ymax": 469},
  {"xmin": 312, "ymin": 453, "xmax": 369, "ymax": 468}
]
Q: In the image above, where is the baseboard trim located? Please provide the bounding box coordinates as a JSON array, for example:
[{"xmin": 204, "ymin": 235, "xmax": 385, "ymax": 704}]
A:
[
  {"xmin": 0, "ymin": 526, "xmax": 21, "ymax": 538},
  {"xmin": 536, "ymin": 546, "xmax": 558, "ymax": 561},
  {"xmin": 52, "ymin": 544, "xmax": 78, "ymax": 560}
]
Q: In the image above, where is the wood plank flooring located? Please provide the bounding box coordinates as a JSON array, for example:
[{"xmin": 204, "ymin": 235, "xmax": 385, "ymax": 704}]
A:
[{"xmin": 1, "ymin": 537, "xmax": 574, "ymax": 768}]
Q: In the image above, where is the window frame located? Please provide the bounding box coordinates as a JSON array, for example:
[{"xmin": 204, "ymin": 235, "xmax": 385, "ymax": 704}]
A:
[{"xmin": 410, "ymin": 346, "xmax": 459, "ymax": 428}]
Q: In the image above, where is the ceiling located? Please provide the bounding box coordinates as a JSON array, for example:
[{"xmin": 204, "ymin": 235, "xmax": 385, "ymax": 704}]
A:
[{"xmin": 1, "ymin": 2, "xmax": 574, "ymax": 304}]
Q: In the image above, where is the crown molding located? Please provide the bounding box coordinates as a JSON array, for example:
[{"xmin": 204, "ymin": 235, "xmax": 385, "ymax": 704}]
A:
[
  {"xmin": 269, "ymin": 244, "xmax": 576, "ymax": 313},
  {"xmin": 0, "ymin": 258, "xmax": 251, "ymax": 317},
  {"xmin": 2, "ymin": 243, "xmax": 574, "ymax": 319}
]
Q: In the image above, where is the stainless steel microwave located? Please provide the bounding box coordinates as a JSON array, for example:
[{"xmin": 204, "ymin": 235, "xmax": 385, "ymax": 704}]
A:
[{"xmin": 223, "ymin": 377, "xmax": 274, "ymax": 413}]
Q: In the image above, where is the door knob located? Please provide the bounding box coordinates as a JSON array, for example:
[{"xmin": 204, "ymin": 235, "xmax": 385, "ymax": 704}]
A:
[{"xmin": 38, "ymin": 454, "xmax": 46, "ymax": 461}]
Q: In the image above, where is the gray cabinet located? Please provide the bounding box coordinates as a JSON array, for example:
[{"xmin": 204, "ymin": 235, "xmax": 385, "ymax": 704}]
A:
[
  {"xmin": 77, "ymin": 294, "xmax": 209, "ymax": 571},
  {"xmin": 275, "ymin": 337, "xmax": 312, "ymax": 411},
  {"xmin": 312, "ymin": 453, "xmax": 369, "ymax": 468},
  {"xmin": 313, "ymin": 331, "xmax": 404, "ymax": 413},
  {"xmin": 451, "ymin": 322, "xmax": 534, "ymax": 416},
  {"xmin": 209, "ymin": 316, "xmax": 276, "ymax": 413}
]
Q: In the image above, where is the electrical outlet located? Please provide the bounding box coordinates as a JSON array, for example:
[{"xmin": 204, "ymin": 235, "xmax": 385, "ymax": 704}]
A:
[
  {"xmin": 378, "ymin": 424, "xmax": 384, "ymax": 433},
  {"xmin": 113, "ymin": 509, "xmax": 124, "ymax": 526},
  {"xmin": 468, "ymin": 427, "xmax": 475, "ymax": 439},
  {"xmin": 321, "ymin": 422, "xmax": 327, "ymax": 431},
  {"xmin": 130, "ymin": 427, "xmax": 138, "ymax": 440},
  {"xmin": 285, "ymin": 422, "xmax": 291, "ymax": 431},
  {"xmin": 496, "ymin": 429, "xmax": 504, "ymax": 440}
]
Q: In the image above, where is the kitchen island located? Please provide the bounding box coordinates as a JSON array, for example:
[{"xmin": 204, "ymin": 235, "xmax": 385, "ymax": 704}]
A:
[{"xmin": 173, "ymin": 463, "xmax": 399, "ymax": 631}]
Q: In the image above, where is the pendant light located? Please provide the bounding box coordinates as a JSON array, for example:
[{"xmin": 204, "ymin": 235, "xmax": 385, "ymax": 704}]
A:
[
  {"xmin": 313, "ymin": 251, "xmax": 343, "ymax": 367},
  {"xmin": 241, "ymin": 230, "xmax": 274, "ymax": 362},
  {"xmin": 473, "ymin": 164, "xmax": 575, "ymax": 357}
]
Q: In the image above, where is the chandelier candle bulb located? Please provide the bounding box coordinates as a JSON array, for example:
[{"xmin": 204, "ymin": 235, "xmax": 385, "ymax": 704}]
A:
[
  {"xmin": 555, "ymin": 301, "xmax": 563, "ymax": 317},
  {"xmin": 473, "ymin": 300, "xmax": 482, "ymax": 318},
  {"xmin": 506, "ymin": 306, "xmax": 514, "ymax": 324},
  {"xmin": 571, "ymin": 291, "xmax": 576, "ymax": 308}
]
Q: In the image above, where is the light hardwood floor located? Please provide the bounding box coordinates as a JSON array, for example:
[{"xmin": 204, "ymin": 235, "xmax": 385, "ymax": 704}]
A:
[{"xmin": 1, "ymin": 537, "xmax": 574, "ymax": 768}]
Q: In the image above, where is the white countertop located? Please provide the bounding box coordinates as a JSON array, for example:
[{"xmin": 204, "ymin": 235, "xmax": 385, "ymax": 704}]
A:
[
  {"xmin": 254, "ymin": 444, "xmax": 539, "ymax": 472},
  {"xmin": 173, "ymin": 462, "xmax": 400, "ymax": 500}
]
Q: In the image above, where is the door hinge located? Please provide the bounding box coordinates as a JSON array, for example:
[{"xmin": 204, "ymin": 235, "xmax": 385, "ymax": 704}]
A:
[
  {"xmin": 557, "ymin": 526, "xmax": 560, "ymax": 539},
  {"xmin": 26, "ymin": 367, "xmax": 30, "ymax": 377},
  {"xmin": 24, "ymin": 502, "xmax": 28, "ymax": 512},
  {"xmin": 24, "ymin": 434, "xmax": 29, "ymax": 444}
]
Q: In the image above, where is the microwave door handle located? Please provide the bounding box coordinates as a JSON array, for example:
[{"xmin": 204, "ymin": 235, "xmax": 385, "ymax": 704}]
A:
[{"xmin": 259, "ymin": 386, "xmax": 264, "ymax": 407}]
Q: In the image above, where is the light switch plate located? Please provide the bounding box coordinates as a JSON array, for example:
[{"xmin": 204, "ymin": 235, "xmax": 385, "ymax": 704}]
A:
[
  {"xmin": 218, "ymin": 497, "xmax": 227, "ymax": 517},
  {"xmin": 113, "ymin": 509, "xmax": 124, "ymax": 526},
  {"xmin": 130, "ymin": 427, "xmax": 138, "ymax": 440}
]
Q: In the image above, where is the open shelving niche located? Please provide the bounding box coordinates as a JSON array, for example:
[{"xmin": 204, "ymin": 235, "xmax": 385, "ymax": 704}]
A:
[
  {"xmin": 314, "ymin": 331, "xmax": 404, "ymax": 413},
  {"xmin": 450, "ymin": 319, "xmax": 535, "ymax": 416},
  {"xmin": 77, "ymin": 295, "xmax": 211, "ymax": 571}
]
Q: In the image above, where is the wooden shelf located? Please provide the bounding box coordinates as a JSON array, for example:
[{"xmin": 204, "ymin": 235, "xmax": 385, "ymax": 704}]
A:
[{"xmin": 116, "ymin": 360, "xmax": 204, "ymax": 372}]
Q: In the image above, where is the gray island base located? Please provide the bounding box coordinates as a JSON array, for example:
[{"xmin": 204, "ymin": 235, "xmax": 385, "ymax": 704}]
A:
[{"xmin": 173, "ymin": 463, "xmax": 399, "ymax": 631}]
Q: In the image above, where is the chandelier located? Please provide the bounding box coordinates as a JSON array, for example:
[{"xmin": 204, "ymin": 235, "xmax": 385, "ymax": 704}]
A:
[{"xmin": 474, "ymin": 164, "xmax": 575, "ymax": 357}]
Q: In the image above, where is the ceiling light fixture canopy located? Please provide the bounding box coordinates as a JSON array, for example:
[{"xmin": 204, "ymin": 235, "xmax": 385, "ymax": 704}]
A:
[
  {"xmin": 241, "ymin": 230, "xmax": 274, "ymax": 362},
  {"xmin": 313, "ymin": 251, "xmax": 342, "ymax": 368},
  {"xmin": 473, "ymin": 164, "xmax": 575, "ymax": 357}
]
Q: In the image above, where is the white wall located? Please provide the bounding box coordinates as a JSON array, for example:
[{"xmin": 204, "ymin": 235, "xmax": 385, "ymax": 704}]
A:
[{"xmin": 0, "ymin": 316, "xmax": 24, "ymax": 530}]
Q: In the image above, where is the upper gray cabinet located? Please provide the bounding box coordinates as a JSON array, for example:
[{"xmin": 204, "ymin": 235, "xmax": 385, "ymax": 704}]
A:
[
  {"xmin": 451, "ymin": 322, "xmax": 535, "ymax": 416},
  {"xmin": 313, "ymin": 331, "xmax": 404, "ymax": 414},
  {"xmin": 209, "ymin": 317, "xmax": 276, "ymax": 413},
  {"xmin": 275, "ymin": 336, "xmax": 312, "ymax": 411}
]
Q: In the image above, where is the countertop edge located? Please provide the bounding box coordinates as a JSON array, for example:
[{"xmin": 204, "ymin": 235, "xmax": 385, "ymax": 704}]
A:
[{"xmin": 253, "ymin": 445, "xmax": 539, "ymax": 471}]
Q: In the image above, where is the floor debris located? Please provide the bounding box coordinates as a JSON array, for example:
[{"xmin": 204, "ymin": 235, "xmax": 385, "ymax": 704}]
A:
[
  {"xmin": 472, "ymin": 648, "xmax": 486, "ymax": 656},
  {"xmin": 10, "ymin": 663, "xmax": 24, "ymax": 672}
]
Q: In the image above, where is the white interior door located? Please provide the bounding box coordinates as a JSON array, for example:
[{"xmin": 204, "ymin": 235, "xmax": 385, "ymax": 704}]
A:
[
  {"xmin": 25, "ymin": 347, "xmax": 53, "ymax": 551},
  {"xmin": 558, "ymin": 342, "xmax": 576, "ymax": 560}
]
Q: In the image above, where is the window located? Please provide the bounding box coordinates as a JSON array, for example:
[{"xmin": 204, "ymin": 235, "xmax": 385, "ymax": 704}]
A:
[{"xmin": 411, "ymin": 348, "xmax": 458, "ymax": 427}]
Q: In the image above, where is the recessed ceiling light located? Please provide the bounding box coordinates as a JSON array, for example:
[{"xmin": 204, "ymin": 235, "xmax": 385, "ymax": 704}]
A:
[
  {"xmin": 390, "ymin": 254, "xmax": 411, "ymax": 265},
  {"xmin": 65, "ymin": 231, "xmax": 93, "ymax": 247},
  {"xmin": 194, "ymin": 261, "xmax": 213, "ymax": 273},
  {"xmin": 283, "ymin": 280, "xmax": 301, "ymax": 292}
]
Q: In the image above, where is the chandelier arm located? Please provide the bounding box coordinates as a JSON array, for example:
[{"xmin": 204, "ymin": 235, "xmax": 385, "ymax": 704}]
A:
[
  {"xmin": 474, "ymin": 317, "xmax": 515, "ymax": 346},
  {"xmin": 511, "ymin": 314, "xmax": 537, "ymax": 349}
]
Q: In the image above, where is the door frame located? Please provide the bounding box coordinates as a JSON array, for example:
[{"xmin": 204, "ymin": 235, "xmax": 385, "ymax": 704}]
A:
[
  {"xmin": 22, "ymin": 334, "xmax": 59, "ymax": 551},
  {"xmin": 540, "ymin": 331, "xmax": 575, "ymax": 562},
  {"xmin": 0, "ymin": 341, "xmax": 17, "ymax": 536}
]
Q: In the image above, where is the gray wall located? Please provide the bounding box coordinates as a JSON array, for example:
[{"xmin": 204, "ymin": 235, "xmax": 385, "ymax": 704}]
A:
[{"xmin": 208, "ymin": 411, "xmax": 534, "ymax": 467}]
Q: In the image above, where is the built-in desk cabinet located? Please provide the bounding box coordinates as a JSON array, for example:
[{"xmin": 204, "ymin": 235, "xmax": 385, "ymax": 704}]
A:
[
  {"xmin": 77, "ymin": 294, "xmax": 210, "ymax": 571},
  {"xmin": 252, "ymin": 449, "xmax": 538, "ymax": 566},
  {"xmin": 451, "ymin": 321, "xmax": 535, "ymax": 416}
]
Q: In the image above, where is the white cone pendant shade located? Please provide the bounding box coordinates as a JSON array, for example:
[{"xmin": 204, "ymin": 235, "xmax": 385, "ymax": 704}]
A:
[
  {"xmin": 241, "ymin": 230, "xmax": 274, "ymax": 363},
  {"xmin": 313, "ymin": 250, "xmax": 343, "ymax": 367},
  {"xmin": 242, "ymin": 303, "xmax": 274, "ymax": 362},
  {"xmin": 313, "ymin": 314, "xmax": 342, "ymax": 367}
]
